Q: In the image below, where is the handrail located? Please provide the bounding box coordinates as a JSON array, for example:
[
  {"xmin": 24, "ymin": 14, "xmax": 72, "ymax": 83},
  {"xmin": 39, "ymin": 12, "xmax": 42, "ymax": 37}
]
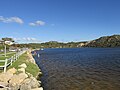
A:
[{"xmin": 0, "ymin": 50, "xmax": 27, "ymax": 72}]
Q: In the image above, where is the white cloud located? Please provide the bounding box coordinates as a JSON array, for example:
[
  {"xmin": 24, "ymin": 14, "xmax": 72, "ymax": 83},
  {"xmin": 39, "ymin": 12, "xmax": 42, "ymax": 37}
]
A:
[
  {"xmin": 29, "ymin": 23, "xmax": 36, "ymax": 26},
  {"xmin": 0, "ymin": 16, "xmax": 23, "ymax": 24},
  {"xmin": 29, "ymin": 20, "xmax": 45, "ymax": 26},
  {"xmin": 14, "ymin": 37, "xmax": 41, "ymax": 43}
]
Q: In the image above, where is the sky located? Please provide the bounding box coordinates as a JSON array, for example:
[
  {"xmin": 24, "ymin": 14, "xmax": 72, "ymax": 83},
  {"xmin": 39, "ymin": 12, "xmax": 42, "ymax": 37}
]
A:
[{"xmin": 0, "ymin": 0, "xmax": 120, "ymax": 43}]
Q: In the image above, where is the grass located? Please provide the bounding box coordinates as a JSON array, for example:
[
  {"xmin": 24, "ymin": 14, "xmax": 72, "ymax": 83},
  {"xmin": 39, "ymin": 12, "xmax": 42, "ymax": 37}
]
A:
[
  {"xmin": 8, "ymin": 52, "xmax": 40, "ymax": 77},
  {"xmin": 0, "ymin": 62, "xmax": 5, "ymax": 66},
  {"xmin": 0, "ymin": 52, "xmax": 16, "ymax": 60},
  {"xmin": 0, "ymin": 52, "xmax": 16, "ymax": 66}
]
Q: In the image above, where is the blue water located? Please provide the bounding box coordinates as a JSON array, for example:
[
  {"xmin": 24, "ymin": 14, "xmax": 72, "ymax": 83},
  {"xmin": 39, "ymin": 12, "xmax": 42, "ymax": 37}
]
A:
[{"xmin": 34, "ymin": 48, "xmax": 120, "ymax": 90}]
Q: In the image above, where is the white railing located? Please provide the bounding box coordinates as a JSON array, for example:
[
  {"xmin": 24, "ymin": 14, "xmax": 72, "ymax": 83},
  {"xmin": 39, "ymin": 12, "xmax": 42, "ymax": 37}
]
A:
[{"xmin": 0, "ymin": 50, "xmax": 27, "ymax": 73}]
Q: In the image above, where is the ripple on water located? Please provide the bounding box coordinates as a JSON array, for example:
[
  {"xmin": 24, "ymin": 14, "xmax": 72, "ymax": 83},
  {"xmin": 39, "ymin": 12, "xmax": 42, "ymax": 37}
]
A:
[{"xmin": 35, "ymin": 48, "xmax": 120, "ymax": 90}]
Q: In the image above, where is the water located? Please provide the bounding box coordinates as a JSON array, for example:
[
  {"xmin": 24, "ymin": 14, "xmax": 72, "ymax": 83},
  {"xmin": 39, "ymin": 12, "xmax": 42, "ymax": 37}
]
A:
[{"xmin": 34, "ymin": 48, "xmax": 120, "ymax": 90}]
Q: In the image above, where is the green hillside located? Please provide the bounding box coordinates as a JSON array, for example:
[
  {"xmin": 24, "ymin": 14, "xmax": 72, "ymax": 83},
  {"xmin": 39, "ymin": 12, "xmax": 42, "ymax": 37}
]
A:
[{"xmin": 85, "ymin": 35, "xmax": 120, "ymax": 47}]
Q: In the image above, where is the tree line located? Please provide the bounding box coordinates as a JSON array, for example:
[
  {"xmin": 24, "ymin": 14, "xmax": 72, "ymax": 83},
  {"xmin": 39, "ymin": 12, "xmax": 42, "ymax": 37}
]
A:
[{"xmin": 0, "ymin": 35, "xmax": 120, "ymax": 50}]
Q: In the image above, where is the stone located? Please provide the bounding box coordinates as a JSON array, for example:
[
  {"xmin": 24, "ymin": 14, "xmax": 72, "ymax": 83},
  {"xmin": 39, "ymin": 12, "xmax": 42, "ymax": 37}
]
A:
[
  {"xmin": 0, "ymin": 88, "xmax": 8, "ymax": 90},
  {"xmin": 18, "ymin": 68, "xmax": 25, "ymax": 73},
  {"xmin": 0, "ymin": 82, "xmax": 10, "ymax": 90},
  {"xmin": 39, "ymin": 72, "xmax": 42, "ymax": 75},
  {"xmin": 31, "ymin": 87, "xmax": 43, "ymax": 90},
  {"xmin": 21, "ymin": 77, "xmax": 40, "ymax": 89},
  {"xmin": 20, "ymin": 78, "xmax": 31, "ymax": 85},
  {"xmin": 0, "ymin": 72, "xmax": 13, "ymax": 83},
  {"xmin": 8, "ymin": 84, "xmax": 19, "ymax": 90},
  {"xmin": 30, "ymin": 77, "xmax": 40, "ymax": 88},
  {"xmin": 20, "ymin": 84, "xmax": 31, "ymax": 90},
  {"xmin": 19, "ymin": 63, "xmax": 27, "ymax": 68},
  {"xmin": 26, "ymin": 72, "xmax": 33, "ymax": 77},
  {"xmin": 0, "ymin": 82, "xmax": 8, "ymax": 87},
  {"xmin": 9, "ymin": 73, "xmax": 28, "ymax": 85},
  {"xmin": 7, "ymin": 68, "xmax": 17, "ymax": 74},
  {"xmin": 38, "ymin": 81, "xmax": 41, "ymax": 84}
]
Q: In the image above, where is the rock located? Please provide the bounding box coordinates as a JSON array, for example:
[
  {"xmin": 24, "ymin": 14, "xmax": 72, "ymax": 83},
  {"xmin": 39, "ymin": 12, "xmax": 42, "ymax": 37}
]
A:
[
  {"xmin": 8, "ymin": 84, "xmax": 19, "ymax": 90},
  {"xmin": 0, "ymin": 72, "xmax": 13, "ymax": 83},
  {"xmin": 20, "ymin": 84, "xmax": 31, "ymax": 90},
  {"xmin": 18, "ymin": 68, "xmax": 25, "ymax": 73},
  {"xmin": 20, "ymin": 78, "xmax": 31, "ymax": 85},
  {"xmin": 0, "ymin": 82, "xmax": 8, "ymax": 87},
  {"xmin": 20, "ymin": 78, "xmax": 32, "ymax": 90},
  {"xmin": 39, "ymin": 72, "xmax": 42, "ymax": 75},
  {"xmin": 30, "ymin": 77, "xmax": 41, "ymax": 88},
  {"xmin": 21, "ymin": 77, "xmax": 40, "ymax": 89},
  {"xmin": 27, "ymin": 50, "xmax": 36, "ymax": 64},
  {"xmin": 7, "ymin": 68, "xmax": 17, "ymax": 74},
  {"xmin": 19, "ymin": 63, "xmax": 27, "ymax": 69},
  {"xmin": 19, "ymin": 73, "xmax": 28, "ymax": 78},
  {"xmin": 38, "ymin": 81, "xmax": 41, "ymax": 84},
  {"xmin": 0, "ymin": 82, "xmax": 10, "ymax": 90},
  {"xmin": 9, "ymin": 73, "xmax": 28, "ymax": 85},
  {"xmin": 26, "ymin": 72, "xmax": 33, "ymax": 77},
  {"xmin": 0, "ymin": 88, "xmax": 8, "ymax": 90},
  {"xmin": 31, "ymin": 87, "xmax": 43, "ymax": 90}
]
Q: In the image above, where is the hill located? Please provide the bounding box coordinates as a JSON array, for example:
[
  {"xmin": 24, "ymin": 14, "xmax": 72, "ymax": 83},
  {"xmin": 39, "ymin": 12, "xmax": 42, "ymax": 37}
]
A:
[
  {"xmin": 3, "ymin": 35, "xmax": 120, "ymax": 49},
  {"xmin": 85, "ymin": 35, "xmax": 120, "ymax": 47}
]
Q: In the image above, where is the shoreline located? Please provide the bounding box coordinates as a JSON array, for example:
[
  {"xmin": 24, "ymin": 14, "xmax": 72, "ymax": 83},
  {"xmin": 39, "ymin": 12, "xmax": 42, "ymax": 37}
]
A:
[
  {"xmin": 26, "ymin": 49, "xmax": 44, "ymax": 90},
  {"xmin": 0, "ymin": 49, "xmax": 43, "ymax": 90},
  {"xmin": 28, "ymin": 49, "xmax": 43, "ymax": 79}
]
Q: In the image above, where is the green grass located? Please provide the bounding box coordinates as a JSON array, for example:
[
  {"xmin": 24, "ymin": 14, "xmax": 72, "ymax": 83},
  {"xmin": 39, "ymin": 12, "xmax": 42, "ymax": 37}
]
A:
[
  {"xmin": 8, "ymin": 53, "xmax": 40, "ymax": 77},
  {"xmin": 0, "ymin": 62, "xmax": 5, "ymax": 66},
  {"xmin": 0, "ymin": 52, "xmax": 16, "ymax": 60},
  {"xmin": 0, "ymin": 52, "xmax": 16, "ymax": 67}
]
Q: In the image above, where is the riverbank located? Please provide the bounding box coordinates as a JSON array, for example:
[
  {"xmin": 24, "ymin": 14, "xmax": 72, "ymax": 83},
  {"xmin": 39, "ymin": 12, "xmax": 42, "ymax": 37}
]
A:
[{"xmin": 0, "ymin": 49, "xmax": 43, "ymax": 90}]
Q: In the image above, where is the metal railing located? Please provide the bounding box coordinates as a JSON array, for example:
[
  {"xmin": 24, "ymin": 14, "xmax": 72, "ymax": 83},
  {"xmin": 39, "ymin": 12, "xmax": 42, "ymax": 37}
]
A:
[{"xmin": 0, "ymin": 50, "xmax": 27, "ymax": 73}]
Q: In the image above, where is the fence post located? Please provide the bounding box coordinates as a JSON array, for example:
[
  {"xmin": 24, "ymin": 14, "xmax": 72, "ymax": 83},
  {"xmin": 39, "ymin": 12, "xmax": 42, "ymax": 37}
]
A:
[
  {"xmin": 18, "ymin": 52, "xmax": 19, "ymax": 59},
  {"xmin": 13, "ymin": 55, "xmax": 14, "ymax": 61},
  {"xmin": 14, "ymin": 54, "xmax": 16, "ymax": 60},
  {"xmin": 11, "ymin": 56, "xmax": 13, "ymax": 66},
  {"xmin": 4, "ymin": 59, "xmax": 8, "ymax": 73},
  {"xmin": 15, "ymin": 53, "xmax": 18, "ymax": 60}
]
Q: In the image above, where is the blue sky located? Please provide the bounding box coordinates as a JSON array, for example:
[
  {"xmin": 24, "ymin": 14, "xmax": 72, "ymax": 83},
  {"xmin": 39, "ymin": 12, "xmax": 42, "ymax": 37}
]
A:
[{"xmin": 0, "ymin": 0, "xmax": 120, "ymax": 43}]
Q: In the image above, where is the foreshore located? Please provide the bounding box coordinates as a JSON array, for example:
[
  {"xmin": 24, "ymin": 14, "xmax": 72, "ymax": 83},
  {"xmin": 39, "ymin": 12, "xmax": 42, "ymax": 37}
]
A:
[{"xmin": 0, "ymin": 49, "xmax": 43, "ymax": 90}]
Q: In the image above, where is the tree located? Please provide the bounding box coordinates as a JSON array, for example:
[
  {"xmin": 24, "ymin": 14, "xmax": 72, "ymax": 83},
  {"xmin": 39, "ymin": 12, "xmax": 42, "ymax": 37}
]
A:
[
  {"xmin": 1, "ymin": 37, "xmax": 15, "ymax": 57},
  {"xmin": 2, "ymin": 37, "xmax": 14, "ymax": 42}
]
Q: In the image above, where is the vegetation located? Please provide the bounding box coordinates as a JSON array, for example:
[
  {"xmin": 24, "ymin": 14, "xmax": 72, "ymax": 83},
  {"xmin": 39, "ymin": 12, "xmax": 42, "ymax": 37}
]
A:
[
  {"xmin": 85, "ymin": 35, "xmax": 120, "ymax": 47},
  {"xmin": 1, "ymin": 35, "xmax": 120, "ymax": 49},
  {"xmin": 27, "ymin": 35, "xmax": 120, "ymax": 48},
  {"xmin": 0, "ymin": 37, "xmax": 15, "ymax": 50},
  {"xmin": 2, "ymin": 37, "xmax": 14, "ymax": 42},
  {"xmin": 16, "ymin": 41, "xmax": 87, "ymax": 49},
  {"xmin": 0, "ymin": 52, "xmax": 16, "ymax": 60},
  {"xmin": 8, "ymin": 53, "xmax": 40, "ymax": 77}
]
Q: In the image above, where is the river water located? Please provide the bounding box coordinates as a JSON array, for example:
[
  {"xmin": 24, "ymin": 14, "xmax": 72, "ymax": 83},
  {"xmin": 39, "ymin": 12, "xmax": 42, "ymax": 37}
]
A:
[{"xmin": 34, "ymin": 48, "xmax": 120, "ymax": 90}]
